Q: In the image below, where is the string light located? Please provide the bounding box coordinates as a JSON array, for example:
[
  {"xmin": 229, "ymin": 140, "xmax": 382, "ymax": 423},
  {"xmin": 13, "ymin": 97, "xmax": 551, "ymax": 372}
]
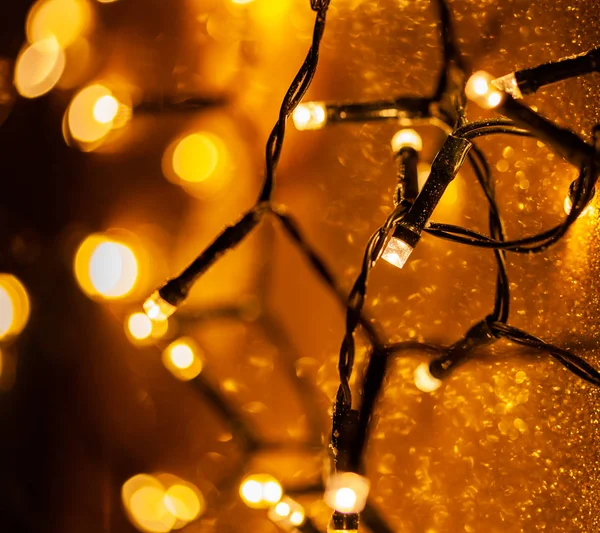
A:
[
  {"xmin": 292, "ymin": 102, "xmax": 327, "ymax": 131},
  {"xmin": 324, "ymin": 472, "xmax": 370, "ymax": 514},
  {"xmin": 413, "ymin": 361, "xmax": 442, "ymax": 393},
  {"xmin": 267, "ymin": 496, "xmax": 306, "ymax": 530},
  {"xmin": 143, "ymin": 291, "xmax": 177, "ymax": 322},
  {"xmin": 239, "ymin": 474, "xmax": 283, "ymax": 509},
  {"xmin": 390, "ymin": 128, "xmax": 422, "ymax": 153},
  {"xmin": 465, "ymin": 71, "xmax": 505, "ymax": 109},
  {"xmin": 162, "ymin": 338, "xmax": 203, "ymax": 381}
]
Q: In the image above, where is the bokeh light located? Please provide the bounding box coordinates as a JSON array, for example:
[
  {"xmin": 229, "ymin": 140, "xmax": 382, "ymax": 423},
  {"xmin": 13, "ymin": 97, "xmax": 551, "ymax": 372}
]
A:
[
  {"xmin": 127, "ymin": 313, "xmax": 153, "ymax": 340},
  {"xmin": 66, "ymin": 84, "xmax": 130, "ymax": 145},
  {"xmin": 239, "ymin": 474, "xmax": 283, "ymax": 509},
  {"xmin": 14, "ymin": 37, "xmax": 65, "ymax": 98},
  {"xmin": 27, "ymin": 0, "xmax": 92, "ymax": 49},
  {"xmin": 122, "ymin": 475, "xmax": 176, "ymax": 533},
  {"xmin": 74, "ymin": 233, "xmax": 139, "ymax": 300},
  {"xmin": 162, "ymin": 338, "xmax": 203, "ymax": 381},
  {"xmin": 0, "ymin": 274, "xmax": 31, "ymax": 340},
  {"xmin": 163, "ymin": 483, "xmax": 205, "ymax": 522}
]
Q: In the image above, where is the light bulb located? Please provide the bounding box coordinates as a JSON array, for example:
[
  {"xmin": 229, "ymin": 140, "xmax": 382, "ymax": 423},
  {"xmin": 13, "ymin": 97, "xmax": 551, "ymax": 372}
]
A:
[
  {"xmin": 414, "ymin": 362, "xmax": 442, "ymax": 392},
  {"xmin": 381, "ymin": 235, "xmax": 414, "ymax": 269},
  {"xmin": 267, "ymin": 497, "xmax": 305, "ymax": 530},
  {"xmin": 162, "ymin": 338, "xmax": 203, "ymax": 381},
  {"xmin": 0, "ymin": 274, "xmax": 30, "ymax": 340},
  {"xmin": 144, "ymin": 291, "xmax": 177, "ymax": 321},
  {"xmin": 324, "ymin": 472, "xmax": 370, "ymax": 514},
  {"xmin": 239, "ymin": 474, "xmax": 283, "ymax": 509},
  {"xmin": 492, "ymin": 72, "xmax": 523, "ymax": 99},
  {"xmin": 292, "ymin": 102, "xmax": 327, "ymax": 131},
  {"xmin": 391, "ymin": 128, "xmax": 422, "ymax": 153},
  {"xmin": 127, "ymin": 312, "xmax": 153, "ymax": 340},
  {"xmin": 465, "ymin": 71, "xmax": 505, "ymax": 109},
  {"xmin": 93, "ymin": 94, "xmax": 119, "ymax": 124}
]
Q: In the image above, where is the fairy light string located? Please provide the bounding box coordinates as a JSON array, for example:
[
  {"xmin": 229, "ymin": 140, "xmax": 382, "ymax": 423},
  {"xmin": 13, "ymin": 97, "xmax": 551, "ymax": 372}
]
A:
[{"xmin": 138, "ymin": 0, "xmax": 600, "ymax": 530}]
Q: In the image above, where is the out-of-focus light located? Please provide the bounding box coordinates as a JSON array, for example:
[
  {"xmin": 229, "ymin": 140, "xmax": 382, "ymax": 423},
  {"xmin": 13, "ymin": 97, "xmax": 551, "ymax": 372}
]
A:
[
  {"xmin": 0, "ymin": 275, "xmax": 30, "ymax": 340},
  {"xmin": 122, "ymin": 474, "xmax": 176, "ymax": 533},
  {"xmin": 163, "ymin": 483, "xmax": 205, "ymax": 522},
  {"xmin": 14, "ymin": 38, "xmax": 65, "ymax": 98},
  {"xmin": 162, "ymin": 338, "xmax": 203, "ymax": 381},
  {"xmin": 268, "ymin": 497, "xmax": 306, "ymax": 530},
  {"xmin": 231, "ymin": 0, "xmax": 255, "ymax": 4},
  {"xmin": 292, "ymin": 102, "xmax": 327, "ymax": 131},
  {"xmin": 27, "ymin": 0, "xmax": 91, "ymax": 49},
  {"xmin": 97, "ymin": 0, "xmax": 119, "ymax": 3},
  {"xmin": 67, "ymin": 84, "xmax": 130, "ymax": 144},
  {"xmin": 564, "ymin": 195, "xmax": 595, "ymax": 218},
  {"xmin": 127, "ymin": 313, "xmax": 153, "ymax": 340},
  {"xmin": 144, "ymin": 291, "xmax": 176, "ymax": 322},
  {"xmin": 466, "ymin": 71, "xmax": 505, "ymax": 110},
  {"xmin": 381, "ymin": 236, "xmax": 413, "ymax": 269},
  {"xmin": 93, "ymin": 94, "xmax": 119, "ymax": 123},
  {"xmin": 391, "ymin": 128, "xmax": 422, "ymax": 153},
  {"xmin": 172, "ymin": 133, "xmax": 221, "ymax": 184},
  {"xmin": 414, "ymin": 362, "xmax": 442, "ymax": 392},
  {"xmin": 74, "ymin": 234, "xmax": 139, "ymax": 300},
  {"xmin": 324, "ymin": 472, "xmax": 370, "ymax": 514},
  {"xmin": 239, "ymin": 474, "xmax": 283, "ymax": 509}
]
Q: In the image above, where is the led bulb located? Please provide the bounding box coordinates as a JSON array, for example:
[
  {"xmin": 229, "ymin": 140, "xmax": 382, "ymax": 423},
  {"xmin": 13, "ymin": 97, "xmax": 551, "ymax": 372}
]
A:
[
  {"xmin": 144, "ymin": 290, "xmax": 176, "ymax": 321},
  {"xmin": 292, "ymin": 102, "xmax": 327, "ymax": 131},
  {"xmin": 414, "ymin": 362, "xmax": 442, "ymax": 392},
  {"xmin": 239, "ymin": 475, "xmax": 283, "ymax": 509},
  {"xmin": 324, "ymin": 472, "xmax": 370, "ymax": 514},
  {"xmin": 492, "ymin": 73, "xmax": 523, "ymax": 99},
  {"xmin": 391, "ymin": 128, "xmax": 422, "ymax": 153},
  {"xmin": 465, "ymin": 71, "xmax": 505, "ymax": 109},
  {"xmin": 267, "ymin": 497, "xmax": 305, "ymax": 530},
  {"xmin": 381, "ymin": 236, "xmax": 414, "ymax": 269}
]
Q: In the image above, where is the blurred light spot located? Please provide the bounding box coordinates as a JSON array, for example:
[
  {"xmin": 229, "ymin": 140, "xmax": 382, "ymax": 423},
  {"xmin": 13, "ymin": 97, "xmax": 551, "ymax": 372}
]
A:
[
  {"xmin": 67, "ymin": 84, "xmax": 130, "ymax": 144},
  {"xmin": 122, "ymin": 474, "xmax": 175, "ymax": 533},
  {"xmin": 0, "ymin": 274, "xmax": 30, "ymax": 340},
  {"xmin": 74, "ymin": 234, "xmax": 139, "ymax": 300},
  {"xmin": 127, "ymin": 313, "xmax": 153, "ymax": 340},
  {"xmin": 14, "ymin": 38, "xmax": 65, "ymax": 98},
  {"xmin": 172, "ymin": 133, "xmax": 220, "ymax": 184},
  {"xmin": 231, "ymin": 0, "xmax": 255, "ymax": 4},
  {"xmin": 94, "ymin": 94, "xmax": 119, "ymax": 123},
  {"xmin": 164, "ymin": 484, "xmax": 204, "ymax": 522},
  {"xmin": 162, "ymin": 338, "xmax": 203, "ymax": 381},
  {"xmin": 239, "ymin": 474, "xmax": 282, "ymax": 509},
  {"xmin": 27, "ymin": 0, "xmax": 92, "ymax": 48}
]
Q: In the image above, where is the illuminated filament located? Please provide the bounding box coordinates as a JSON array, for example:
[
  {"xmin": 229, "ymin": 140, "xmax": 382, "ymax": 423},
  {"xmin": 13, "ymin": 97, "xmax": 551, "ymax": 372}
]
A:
[
  {"xmin": 465, "ymin": 71, "xmax": 505, "ymax": 109},
  {"xmin": 292, "ymin": 102, "xmax": 327, "ymax": 131},
  {"xmin": 144, "ymin": 290, "xmax": 177, "ymax": 321}
]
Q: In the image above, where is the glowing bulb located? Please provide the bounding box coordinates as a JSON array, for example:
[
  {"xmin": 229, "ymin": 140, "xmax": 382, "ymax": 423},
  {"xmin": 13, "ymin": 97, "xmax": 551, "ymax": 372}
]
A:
[
  {"xmin": 163, "ymin": 483, "xmax": 204, "ymax": 522},
  {"xmin": 268, "ymin": 497, "xmax": 306, "ymax": 530},
  {"xmin": 144, "ymin": 291, "xmax": 177, "ymax": 321},
  {"xmin": 274, "ymin": 502, "xmax": 291, "ymax": 517},
  {"xmin": 391, "ymin": 129, "xmax": 422, "ymax": 153},
  {"xmin": 414, "ymin": 362, "xmax": 442, "ymax": 392},
  {"xmin": 127, "ymin": 313, "xmax": 153, "ymax": 340},
  {"xmin": 172, "ymin": 133, "xmax": 221, "ymax": 184},
  {"xmin": 292, "ymin": 102, "xmax": 327, "ymax": 131},
  {"xmin": 381, "ymin": 236, "xmax": 414, "ymax": 269},
  {"xmin": 492, "ymin": 73, "xmax": 523, "ymax": 99},
  {"xmin": 324, "ymin": 472, "xmax": 370, "ymax": 514},
  {"xmin": 14, "ymin": 38, "xmax": 65, "ymax": 98},
  {"xmin": 93, "ymin": 94, "xmax": 119, "ymax": 123},
  {"xmin": 290, "ymin": 511, "xmax": 305, "ymax": 526},
  {"xmin": 239, "ymin": 475, "xmax": 283, "ymax": 509},
  {"xmin": 122, "ymin": 474, "xmax": 175, "ymax": 533},
  {"xmin": 465, "ymin": 71, "xmax": 505, "ymax": 109},
  {"xmin": 74, "ymin": 234, "xmax": 139, "ymax": 300},
  {"xmin": 27, "ymin": 0, "xmax": 92, "ymax": 48},
  {"xmin": 162, "ymin": 338, "xmax": 203, "ymax": 381},
  {"xmin": 564, "ymin": 195, "xmax": 594, "ymax": 218},
  {"xmin": 0, "ymin": 275, "xmax": 30, "ymax": 340},
  {"xmin": 231, "ymin": 0, "xmax": 255, "ymax": 3}
]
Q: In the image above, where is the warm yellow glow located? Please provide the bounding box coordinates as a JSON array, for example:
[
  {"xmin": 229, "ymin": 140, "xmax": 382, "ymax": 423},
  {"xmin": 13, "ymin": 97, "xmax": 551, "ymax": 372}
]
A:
[
  {"xmin": 414, "ymin": 362, "xmax": 442, "ymax": 392},
  {"xmin": 466, "ymin": 71, "xmax": 505, "ymax": 110},
  {"xmin": 27, "ymin": 0, "xmax": 91, "ymax": 48},
  {"xmin": 163, "ymin": 484, "xmax": 204, "ymax": 522},
  {"xmin": 231, "ymin": 0, "xmax": 255, "ymax": 4},
  {"xmin": 162, "ymin": 338, "xmax": 203, "ymax": 381},
  {"xmin": 239, "ymin": 474, "xmax": 283, "ymax": 509},
  {"xmin": 122, "ymin": 474, "xmax": 175, "ymax": 533},
  {"xmin": 172, "ymin": 133, "xmax": 221, "ymax": 184},
  {"xmin": 564, "ymin": 195, "xmax": 595, "ymax": 218},
  {"xmin": 74, "ymin": 234, "xmax": 139, "ymax": 300},
  {"xmin": 324, "ymin": 472, "xmax": 370, "ymax": 514},
  {"xmin": 93, "ymin": 94, "xmax": 119, "ymax": 124},
  {"xmin": 290, "ymin": 510, "xmax": 305, "ymax": 526},
  {"xmin": 97, "ymin": 0, "xmax": 119, "ymax": 3},
  {"xmin": 127, "ymin": 313, "xmax": 153, "ymax": 340},
  {"xmin": 0, "ymin": 275, "xmax": 30, "ymax": 340},
  {"xmin": 292, "ymin": 102, "xmax": 327, "ymax": 131},
  {"xmin": 381, "ymin": 236, "xmax": 413, "ymax": 269},
  {"xmin": 144, "ymin": 291, "xmax": 177, "ymax": 321},
  {"xmin": 274, "ymin": 502, "xmax": 291, "ymax": 517},
  {"xmin": 67, "ymin": 84, "xmax": 126, "ymax": 144},
  {"xmin": 391, "ymin": 128, "xmax": 423, "ymax": 153},
  {"xmin": 14, "ymin": 38, "xmax": 65, "ymax": 98}
]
